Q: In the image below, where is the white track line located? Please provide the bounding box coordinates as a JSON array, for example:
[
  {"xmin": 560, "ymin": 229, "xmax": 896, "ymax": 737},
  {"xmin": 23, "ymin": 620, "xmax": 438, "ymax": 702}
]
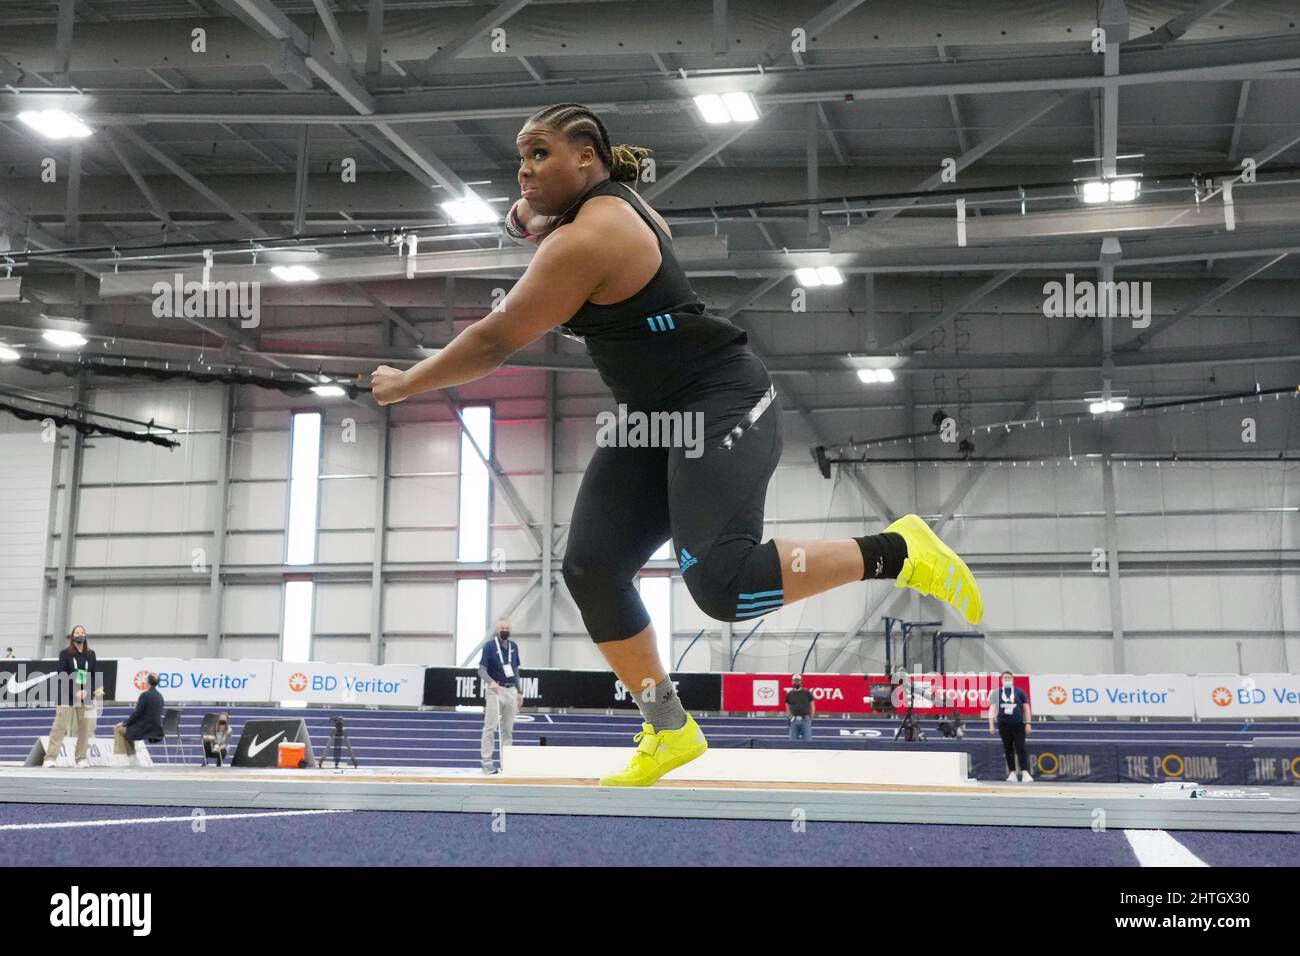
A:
[
  {"xmin": 1123, "ymin": 829, "xmax": 1208, "ymax": 867},
  {"xmin": 0, "ymin": 809, "xmax": 352, "ymax": 831}
]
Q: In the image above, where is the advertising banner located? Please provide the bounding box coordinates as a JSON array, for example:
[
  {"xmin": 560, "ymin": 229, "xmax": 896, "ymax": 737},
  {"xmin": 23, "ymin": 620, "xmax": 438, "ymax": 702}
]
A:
[
  {"xmin": 420, "ymin": 668, "xmax": 722, "ymax": 710},
  {"xmin": 1246, "ymin": 747, "xmax": 1300, "ymax": 786},
  {"xmin": 271, "ymin": 661, "xmax": 424, "ymax": 707},
  {"xmin": 0, "ymin": 659, "xmax": 118, "ymax": 707},
  {"xmin": 1190, "ymin": 674, "xmax": 1300, "ymax": 719},
  {"xmin": 114, "ymin": 659, "xmax": 274, "ymax": 704},
  {"xmin": 1029, "ymin": 674, "xmax": 1194, "ymax": 718},
  {"xmin": 722, "ymin": 672, "xmax": 1027, "ymax": 716},
  {"xmin": 1116, "ymin": 745, "xmax": 1244, "ymax": 784}
]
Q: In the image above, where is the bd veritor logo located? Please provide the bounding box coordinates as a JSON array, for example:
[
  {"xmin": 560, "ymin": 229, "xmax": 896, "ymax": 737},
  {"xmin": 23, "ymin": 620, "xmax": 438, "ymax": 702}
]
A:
[{"xmin": 50, "ymin": 886, "xmax": 151, "ymax": 936}]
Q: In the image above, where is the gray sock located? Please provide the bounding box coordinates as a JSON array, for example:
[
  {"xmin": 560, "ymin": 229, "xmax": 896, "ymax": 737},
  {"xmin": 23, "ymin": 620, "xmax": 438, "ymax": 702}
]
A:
[{"xmin": 636, "ymin": 678, "xmax": 688, "ymax": 732}]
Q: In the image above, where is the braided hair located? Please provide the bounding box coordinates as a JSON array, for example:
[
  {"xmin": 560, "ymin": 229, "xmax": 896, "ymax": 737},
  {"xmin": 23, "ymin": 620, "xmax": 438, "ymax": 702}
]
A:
[{"xmin": 525, "ymin": 103, "xmax": 651, "ymax": 184}]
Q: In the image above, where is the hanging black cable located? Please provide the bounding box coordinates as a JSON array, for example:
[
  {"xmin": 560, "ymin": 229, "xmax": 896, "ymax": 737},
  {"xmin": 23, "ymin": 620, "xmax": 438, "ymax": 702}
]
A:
[
  {"xmin": 7, "ymin": 352, "xmax": 367, "ymax": 398},
  {"xmin": 0, "ymin": 400, "xmax": 179, "ymax": 449}
]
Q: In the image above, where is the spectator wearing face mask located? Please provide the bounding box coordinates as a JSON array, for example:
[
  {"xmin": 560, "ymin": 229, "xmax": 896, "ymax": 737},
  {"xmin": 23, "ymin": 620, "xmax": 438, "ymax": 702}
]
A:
[
  {"xmin": 987, "ymin": 670, "xmax": 1033, "ymax": 782},
  {"xmin": 785, "ymin": 674, "xmax": 816, "ymax": 740},
  {"xmin": 42, "ymin": 626, "xmax": 99, "ymax": 768},
  {"xmin": 478, "ymin": 617, "xmax": 523, "ymax": 774}
]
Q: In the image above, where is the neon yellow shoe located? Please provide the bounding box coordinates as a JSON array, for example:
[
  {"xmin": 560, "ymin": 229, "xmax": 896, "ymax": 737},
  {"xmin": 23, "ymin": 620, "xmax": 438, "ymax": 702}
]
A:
[
  {"xmin": 884, "ymin": 513, "xmax": 984, "ymax": 624},
  {"xmin": 599, "ymin": 713, "xmax": 708, "ymax": 787}
]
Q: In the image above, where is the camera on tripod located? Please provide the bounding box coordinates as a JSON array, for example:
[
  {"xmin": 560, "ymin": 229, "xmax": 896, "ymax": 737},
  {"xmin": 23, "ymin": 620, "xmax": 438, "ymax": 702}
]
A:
[
  {"xmin": 323, "ymin": 714, "xmax": 358, "ymax": 770},
  {"xmin": 890, "ymin": 670, "xmax": 925, "ymax": 742}
]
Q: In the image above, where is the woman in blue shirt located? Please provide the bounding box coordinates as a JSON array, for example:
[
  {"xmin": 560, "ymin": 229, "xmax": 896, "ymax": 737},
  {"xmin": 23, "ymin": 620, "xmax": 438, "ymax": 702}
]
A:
[{"xmin": 987, "ymin": 671, "xmax": 1033, "ymax": 782}]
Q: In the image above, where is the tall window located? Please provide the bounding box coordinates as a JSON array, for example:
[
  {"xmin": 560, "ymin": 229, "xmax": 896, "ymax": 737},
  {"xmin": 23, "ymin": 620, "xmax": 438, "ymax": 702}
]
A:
[
  {"xmin": 456, "ymin": 406, "xmax": 492, "ymax": 663},
  {"xmin": 638, "ymin": 576, "xmax": 672, "ymax": 671},
  {"xmin": 455, "ymin": 578, "xmax": 488, "ymax": 666},
  {"xmin": 457, "ymin": 406, "xmax": 492, "ymax": 562},
  {"xmin": 283, "ymin": 412, "xmax": 322, "ymax": 664},
  {"xmin": 286, "ymin": 411, "xmax": 321, "ymax": 565},
  {"xmin": 281, "ymin": 579, "xmax": 314, "ymax": 663}
]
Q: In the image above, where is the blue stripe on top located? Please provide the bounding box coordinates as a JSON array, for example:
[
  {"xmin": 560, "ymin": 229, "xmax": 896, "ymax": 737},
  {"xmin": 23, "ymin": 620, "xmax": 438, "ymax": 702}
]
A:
[
  {"xmin": 736, "ymin": 598, "xmax": 784, "ymax": 611},
  {"xmin": 738, "ymin": 589, "xmax": 784, "ymax": 600}
]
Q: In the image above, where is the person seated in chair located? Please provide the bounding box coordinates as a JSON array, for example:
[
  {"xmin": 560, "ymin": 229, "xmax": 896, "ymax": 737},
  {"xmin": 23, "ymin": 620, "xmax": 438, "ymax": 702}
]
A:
[
  {"xmin": 114, "ymin": 672, "xmax": 165, "ymax": 766},
  {"xmin": 202, "ymin": 712, "xmax": 232, "ymax": 767}
]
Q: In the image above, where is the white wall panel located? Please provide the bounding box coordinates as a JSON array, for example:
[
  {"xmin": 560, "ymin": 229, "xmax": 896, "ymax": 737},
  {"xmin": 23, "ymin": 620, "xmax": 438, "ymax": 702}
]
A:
[
  {"xmin": 0, "ymin": 432, "xmax": 55, "ymax": 657},
  {"xmin": 93, "ymin": 636, "xmax": 207, "ymax": 658},
  {"xmin": 223, "ymin": 532, "xmax": 285, "ymax": 565},
  {"xmin": 1059, "ymin": 575, "xmax": 1111, "ymax": 631},
  {"xmin": 382, "ymin": 582, "xmax": 457, "ymax": 633},
  {"xmin": 68, "ymin": 585, "xmax": 205, "ymax": 636},
  {"xmin": 383, "ymin": 635, "xmax": 451, "ymax": 666},
  {"xmin": 74, "ymin": 534, "xmax": 212, "ymax": 568},
  {"xmin": 230, "ymin": 428, "xmax": 290, "ymax": 480},
  {"xmin": 312, "ymin": 637, "xmax": 374, "ymax": 664},
  {"xmin": 222, "ymin": 585, "xmax": 282, "ymax": 634},
  {"xmin": 319, "ymin": 476, "xmax": 376, "ymax": 529},
  {"xmin": 549, "ymin": 635, "xmax": 612, "ymax": 670},
  {"xmin": 991, "ymin": 637, "xmax": 1112, "ymax": 674},
  {"xmin": 385, "ymin": 529, "xmax": 457, "ymax": 562},
  {"xmin": 319, "ymin": 413, "xmax": 379, "ymax": 474},
  {"xmin": 389, "ymin": 422, "xmax": 460, "ymax": 473},
  {"xmin": 228, "ymin": 481, "xmax": 286, "ymax": 531},
  {"xmin": 221, "ymin": 636, "xmax": 280, "ymax": 659},
  {"xmin": 387, "ymin": 475, "xmax": 459, "ymax": 527},
  {"xmin": 317, "ymin": 530, "xmax": 374, "ymax": 563},
  {"xmin": 314, "ymin": 583, "xmax": 373, "ymax": 634}
]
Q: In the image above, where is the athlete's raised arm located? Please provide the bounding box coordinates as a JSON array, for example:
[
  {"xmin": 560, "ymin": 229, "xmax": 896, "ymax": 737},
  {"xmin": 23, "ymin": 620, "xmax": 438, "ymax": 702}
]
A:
[{"xmin": 370, "ymin": 221, "xmax": 608, "ymax": 405}]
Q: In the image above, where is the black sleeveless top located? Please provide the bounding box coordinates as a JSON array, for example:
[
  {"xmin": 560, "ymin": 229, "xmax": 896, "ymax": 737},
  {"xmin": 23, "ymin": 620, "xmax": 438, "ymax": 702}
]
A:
[{"xmin": 552, "ymin": 178, "xmax": 748, "ymax": 410}]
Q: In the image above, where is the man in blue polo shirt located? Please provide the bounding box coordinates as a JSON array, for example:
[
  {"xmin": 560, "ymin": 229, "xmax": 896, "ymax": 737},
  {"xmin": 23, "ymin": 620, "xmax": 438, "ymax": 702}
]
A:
[{"xmin": 478, "ymin": 617, "xmax": 523, "ymax": 774}]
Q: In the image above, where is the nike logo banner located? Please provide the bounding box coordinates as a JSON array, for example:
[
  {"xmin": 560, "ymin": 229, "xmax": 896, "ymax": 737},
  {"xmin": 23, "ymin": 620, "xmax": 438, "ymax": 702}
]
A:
[{"xmin": 232, "ymin": 719, "xmax": 315, "ymax": 768}]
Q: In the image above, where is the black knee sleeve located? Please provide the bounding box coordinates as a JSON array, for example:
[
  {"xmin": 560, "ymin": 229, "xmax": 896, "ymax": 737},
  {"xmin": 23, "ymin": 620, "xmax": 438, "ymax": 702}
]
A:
[
  {"xmin": 681, "ymin": 538, "xmax": 783, "ymax": 623},
  {"xmin": 561, "ymin": 554, "xmax": 650, "ymax": 644}
]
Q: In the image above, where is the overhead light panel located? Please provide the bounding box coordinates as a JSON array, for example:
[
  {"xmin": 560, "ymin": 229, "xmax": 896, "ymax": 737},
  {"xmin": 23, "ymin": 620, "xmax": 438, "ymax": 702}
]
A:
[
  {"xmin": 693, "ymin": 94, "xmax": 731, "ymax": 124},
  {"xmin": 796, "ymin": 266, "xmax": 843, "ymax": 287},
  {"xmin": 857, "ymin": 369, "xmax": 878, "ymax": 384},
  {"xmin": 1109, "ymin": 178, "xmax": 1139, "ymax": 202},
  {"xmin": 17, "ymin": 109, "xmax": 93, "ymax": 140},
  {"xmin": 720, "ymin": 91, "xmax": 758, "ymax": 122},
  {"xmin": 0, "ymin": 345, "xmax": 20, "ymax": 362},
  {"xmin": 1089, "ymin": 399, "xmax": 1125, "ymax": 414},
  {"xmin": 874, "ymin": 367, "xmax": 895, "ymax": 383},
  {"xmin": 311, "ymin": 384, "xmax": 346, "ymax": 398},
  {"xmin": 441, "ymin": 190, "xmax": 498, "ymax": 225},
  {"xmin": 1080, "ymin": 178, "xmax": 1141, "ymax": 204},
  {"xmin": 270, "ymin": 265, "xmax": 320, "ymax": 282},
  {"xmin": 42, "ymin": 329, "xmax": 87, "ymax": 348},
  {"xmin": 694, "ymin": 92, "xmax": 758, "ymax": 124}
]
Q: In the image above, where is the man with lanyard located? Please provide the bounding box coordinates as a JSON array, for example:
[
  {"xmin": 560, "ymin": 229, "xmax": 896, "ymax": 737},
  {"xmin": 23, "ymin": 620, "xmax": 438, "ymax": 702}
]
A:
[
  {"xmin": 987, "ymin": 670, "xmax": 1034, "ymax": 782},
  {"xmin": 785, "ymin": 674, "xmax": 816, "ymax": 740},
  {"xmin": 478, "ymin": 617, "xmax": 523, "ymax": 774}
]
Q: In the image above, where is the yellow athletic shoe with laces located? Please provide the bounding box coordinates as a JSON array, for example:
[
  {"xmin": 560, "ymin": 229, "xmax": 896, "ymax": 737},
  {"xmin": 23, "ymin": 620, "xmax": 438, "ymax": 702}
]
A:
[
  {"xmin": 599, "ymin": 713, "xmax": 708, "ymax": 787},
  {"xmin": 884, "ymin": 513, "xmax": 984, "ymax": 625}
]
